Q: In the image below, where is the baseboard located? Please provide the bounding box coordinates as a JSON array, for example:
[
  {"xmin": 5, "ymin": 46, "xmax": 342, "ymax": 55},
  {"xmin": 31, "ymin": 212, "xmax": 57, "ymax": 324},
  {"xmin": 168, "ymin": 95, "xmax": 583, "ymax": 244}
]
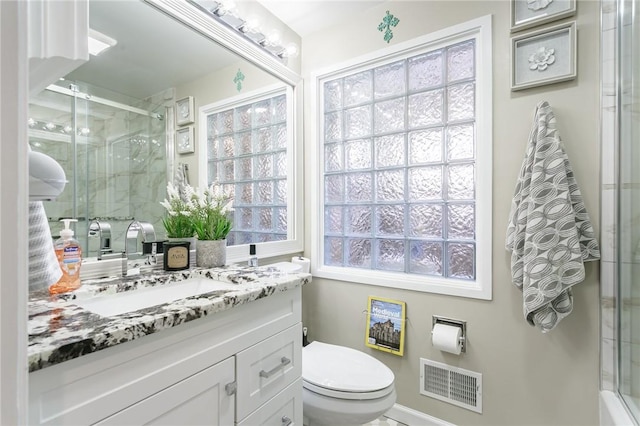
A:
[{"xmin": 386, "ymin": 404, "xmax": 455, "ymax": 426}]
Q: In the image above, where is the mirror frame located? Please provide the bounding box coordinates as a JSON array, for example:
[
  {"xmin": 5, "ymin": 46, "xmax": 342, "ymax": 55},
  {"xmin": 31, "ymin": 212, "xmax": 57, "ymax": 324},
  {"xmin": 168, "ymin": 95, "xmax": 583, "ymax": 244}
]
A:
[
  {"xmin": 146, "ymin": 0, "xmax": 301, "ymax": 86},
  {"xmin": 81, "ymin": 0, "xmax": 304, "ymax": 278}
]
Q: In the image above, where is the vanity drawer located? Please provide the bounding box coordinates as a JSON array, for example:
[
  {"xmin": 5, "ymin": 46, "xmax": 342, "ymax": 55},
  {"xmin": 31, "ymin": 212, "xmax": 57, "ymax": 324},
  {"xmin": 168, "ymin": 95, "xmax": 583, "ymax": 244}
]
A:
[
  {"xmin": 236, "ymin": 323, "xmax": 302, "ymax": 420},
  {"xmin": 237, "ymin": 378, "xmax": 302, "ymax": 426}
]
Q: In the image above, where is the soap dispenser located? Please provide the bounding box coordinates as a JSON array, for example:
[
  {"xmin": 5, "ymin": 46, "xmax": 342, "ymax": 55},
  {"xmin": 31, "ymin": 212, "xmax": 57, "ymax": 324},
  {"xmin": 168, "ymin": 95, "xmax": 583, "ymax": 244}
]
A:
[{"xmin": 50, "ymin": 219, "xmax": 82, "ymax": 295}]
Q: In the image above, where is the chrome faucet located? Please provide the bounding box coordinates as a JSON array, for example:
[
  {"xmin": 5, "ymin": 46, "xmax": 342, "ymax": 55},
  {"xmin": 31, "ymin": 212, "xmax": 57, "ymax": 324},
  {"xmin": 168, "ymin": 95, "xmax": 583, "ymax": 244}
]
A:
[
  {"xmin": 88, "ymin": 220, "xmax": 112, "ymax": 260},
  {"xmin": 122, "ymin": 220, "xmax": 157, "ymax": 276}
]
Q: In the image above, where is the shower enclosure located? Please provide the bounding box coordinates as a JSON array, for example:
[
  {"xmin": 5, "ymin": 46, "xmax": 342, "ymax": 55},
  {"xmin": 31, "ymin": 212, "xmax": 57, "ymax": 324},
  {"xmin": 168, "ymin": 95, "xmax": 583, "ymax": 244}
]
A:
[
  {"xmin": 616, "ymin": 0, "xmax": 640, "ymax": 418},
  {"xmin": 601, "ymin": 0, "xmax": 639, "ymax": 423},
  {"xmin": 28, "ymin": 79, "xmax": 168, "ymax": 258}
]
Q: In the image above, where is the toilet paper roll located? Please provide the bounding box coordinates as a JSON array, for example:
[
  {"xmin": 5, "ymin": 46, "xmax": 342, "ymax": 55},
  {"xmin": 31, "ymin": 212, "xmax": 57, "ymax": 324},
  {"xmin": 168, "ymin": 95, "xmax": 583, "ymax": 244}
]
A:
[
  {"xmin": 432, "ymin": 323, "xmax": 462, "ymax": 355},
  {"xmin": 291, "ymin": 256, "xmax": 310, "ymax": 273}
]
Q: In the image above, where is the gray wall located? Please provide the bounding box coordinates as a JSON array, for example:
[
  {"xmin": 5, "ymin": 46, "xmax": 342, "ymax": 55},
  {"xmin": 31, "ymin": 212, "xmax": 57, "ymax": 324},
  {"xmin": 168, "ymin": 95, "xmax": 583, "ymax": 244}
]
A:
[{"xmin": 301, "ymin": 1, "xmax": 601, "ymax": 425}]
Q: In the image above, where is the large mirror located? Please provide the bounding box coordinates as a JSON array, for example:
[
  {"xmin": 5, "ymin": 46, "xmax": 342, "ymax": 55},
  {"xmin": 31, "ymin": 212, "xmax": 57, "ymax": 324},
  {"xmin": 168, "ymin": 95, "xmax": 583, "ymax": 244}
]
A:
[{"xmin": 28, "ymin": 0, "xmax": 301, "ymax": 266}]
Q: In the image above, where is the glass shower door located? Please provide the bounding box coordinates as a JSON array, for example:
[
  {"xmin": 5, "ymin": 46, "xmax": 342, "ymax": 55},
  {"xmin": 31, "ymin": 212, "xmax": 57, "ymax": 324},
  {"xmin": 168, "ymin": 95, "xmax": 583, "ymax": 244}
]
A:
[
  {"xmin": 28, "ymin": 80, "xmax": 167, "ymax": 258},
  {"xmin": 618, "ymin": 0, "xmax": 640, "ymax": 420}
]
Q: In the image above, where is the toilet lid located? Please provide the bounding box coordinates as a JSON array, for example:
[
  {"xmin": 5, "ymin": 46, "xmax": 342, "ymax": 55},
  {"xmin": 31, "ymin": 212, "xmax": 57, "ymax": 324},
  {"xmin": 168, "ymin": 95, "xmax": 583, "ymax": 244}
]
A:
[{"xmin": 302, "ymin": 341, "xmax": 394, "ymax": 393}]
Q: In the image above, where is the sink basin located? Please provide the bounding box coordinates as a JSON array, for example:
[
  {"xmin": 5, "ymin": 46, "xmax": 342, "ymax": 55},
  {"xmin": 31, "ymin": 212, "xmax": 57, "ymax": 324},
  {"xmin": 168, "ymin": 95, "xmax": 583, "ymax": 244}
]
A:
[{"xmin": 74, "ymin": 278, "xmax": 235, "ymax": 317}]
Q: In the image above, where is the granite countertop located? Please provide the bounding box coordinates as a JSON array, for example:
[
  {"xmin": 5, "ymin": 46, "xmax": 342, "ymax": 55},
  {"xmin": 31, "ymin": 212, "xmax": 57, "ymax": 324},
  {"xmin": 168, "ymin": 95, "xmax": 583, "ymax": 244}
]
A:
[{"xmin": 28, "ymin": 265, "xmax": 311, "ymax": 373}]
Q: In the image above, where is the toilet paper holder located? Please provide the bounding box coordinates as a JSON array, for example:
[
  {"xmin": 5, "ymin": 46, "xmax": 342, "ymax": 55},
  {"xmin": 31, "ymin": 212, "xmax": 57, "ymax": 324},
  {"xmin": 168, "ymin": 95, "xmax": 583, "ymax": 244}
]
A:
[{"xmin": 432, "ymin": 315, "xmax": 466, "ymax": 353}]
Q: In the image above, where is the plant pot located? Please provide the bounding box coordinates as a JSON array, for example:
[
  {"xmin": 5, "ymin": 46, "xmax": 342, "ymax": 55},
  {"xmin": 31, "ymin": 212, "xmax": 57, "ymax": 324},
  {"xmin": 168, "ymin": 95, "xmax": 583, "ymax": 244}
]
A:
[{"xmin": 196, "ymin": 239, "xmax": 227, "ymax": 268}]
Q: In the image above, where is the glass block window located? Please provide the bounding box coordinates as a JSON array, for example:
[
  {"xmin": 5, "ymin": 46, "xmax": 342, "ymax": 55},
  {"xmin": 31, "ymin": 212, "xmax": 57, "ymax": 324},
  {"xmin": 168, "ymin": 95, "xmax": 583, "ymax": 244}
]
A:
[
  {"xmin": 320, "ymin": 33, "xmax": 488, "ymax": 286},
  {"xmin": 322, "ymin": 40, "xmax": 477, "ymax": 279},
  {"xmin": 204, "ymin": 92, "xmax": 287, "ymax": 246}
]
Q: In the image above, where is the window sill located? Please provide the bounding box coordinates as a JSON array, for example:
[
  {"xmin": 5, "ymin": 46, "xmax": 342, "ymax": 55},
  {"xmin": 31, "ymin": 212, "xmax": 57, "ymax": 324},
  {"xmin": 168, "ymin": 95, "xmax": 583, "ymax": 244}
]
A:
[{"xmin": 313, "ymin": 264, "xmax": 491, "ymax": 300}]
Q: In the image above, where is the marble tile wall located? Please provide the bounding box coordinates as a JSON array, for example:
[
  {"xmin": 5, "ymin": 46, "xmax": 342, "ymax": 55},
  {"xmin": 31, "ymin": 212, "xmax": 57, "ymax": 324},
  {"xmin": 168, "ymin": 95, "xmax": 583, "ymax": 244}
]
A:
[{"xmin": 100, "ymin": 88, "xmax": 174, "ymax": 253}]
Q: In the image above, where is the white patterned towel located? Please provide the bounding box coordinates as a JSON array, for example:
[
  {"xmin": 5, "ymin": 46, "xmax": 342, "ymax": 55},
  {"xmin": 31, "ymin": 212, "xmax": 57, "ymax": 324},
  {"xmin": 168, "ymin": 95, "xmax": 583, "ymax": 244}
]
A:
[{"xmin": 505, "ymin": 101, "xmax": 600, "ymax": 333}]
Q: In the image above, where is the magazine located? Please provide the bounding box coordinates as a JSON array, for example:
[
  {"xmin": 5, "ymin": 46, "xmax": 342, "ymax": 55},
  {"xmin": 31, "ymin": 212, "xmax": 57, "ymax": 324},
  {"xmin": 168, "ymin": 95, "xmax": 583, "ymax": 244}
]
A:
[{"xmin": 365, "ymin": 296, "xmax": 406, "ymax": 356}]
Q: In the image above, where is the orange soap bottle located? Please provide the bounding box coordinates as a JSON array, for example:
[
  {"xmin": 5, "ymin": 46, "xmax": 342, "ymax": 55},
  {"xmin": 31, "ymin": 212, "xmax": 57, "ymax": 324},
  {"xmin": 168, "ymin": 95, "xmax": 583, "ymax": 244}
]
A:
[{"xmin": 50, "ymin": 219, "xmax": 82, "ymax": 295}]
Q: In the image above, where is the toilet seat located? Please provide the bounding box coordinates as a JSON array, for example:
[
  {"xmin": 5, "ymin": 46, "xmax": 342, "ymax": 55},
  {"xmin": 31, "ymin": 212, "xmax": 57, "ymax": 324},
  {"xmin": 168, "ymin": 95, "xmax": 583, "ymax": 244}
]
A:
[
  {"xmin": 302, "ymin": 341, "xmax": 395, "ymax": 401},
  {"xmin": 303, "ymin": 380, "xmax": 395, "ymax": 400}
]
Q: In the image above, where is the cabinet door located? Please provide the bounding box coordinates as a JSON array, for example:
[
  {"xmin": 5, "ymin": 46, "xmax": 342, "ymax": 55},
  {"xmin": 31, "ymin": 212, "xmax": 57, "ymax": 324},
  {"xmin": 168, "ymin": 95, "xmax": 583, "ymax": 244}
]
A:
[{"xmin": 95, "ymin": 357, "xmax": 235, "ymax": 426}]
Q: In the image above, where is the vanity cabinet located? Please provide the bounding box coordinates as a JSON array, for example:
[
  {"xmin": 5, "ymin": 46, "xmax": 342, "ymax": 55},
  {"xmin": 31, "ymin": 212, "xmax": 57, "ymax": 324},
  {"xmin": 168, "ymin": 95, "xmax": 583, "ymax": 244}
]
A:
[{"xmin": 29, "ymin": 287, "xmax": 303, "ymax": 425}]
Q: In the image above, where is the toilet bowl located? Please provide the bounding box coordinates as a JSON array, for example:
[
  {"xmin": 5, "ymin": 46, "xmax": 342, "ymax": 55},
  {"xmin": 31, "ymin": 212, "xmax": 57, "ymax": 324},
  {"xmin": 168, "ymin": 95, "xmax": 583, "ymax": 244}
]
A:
[{"xmin": 302, "ymin": 341, "xmax": 396, "ymax": 426}]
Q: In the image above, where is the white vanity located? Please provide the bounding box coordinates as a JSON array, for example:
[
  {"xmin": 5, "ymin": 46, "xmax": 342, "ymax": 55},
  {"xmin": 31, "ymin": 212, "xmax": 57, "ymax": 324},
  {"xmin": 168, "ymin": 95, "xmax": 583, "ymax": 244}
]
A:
[
  {"xmin": 26, "ymin": 0, "xmax": 305, "ymax": 422},
  {"xmin": 28, "ymin": 266, "xmax": 309, "ymax": 425}
]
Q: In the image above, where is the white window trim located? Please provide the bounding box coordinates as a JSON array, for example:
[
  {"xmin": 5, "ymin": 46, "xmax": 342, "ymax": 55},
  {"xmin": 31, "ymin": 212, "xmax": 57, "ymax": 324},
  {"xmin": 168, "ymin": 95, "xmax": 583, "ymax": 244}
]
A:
[
  {"xmin": 198, "ymin": 83, "xmax": 303, "ymax": 263},
  {"xmin": 310, "ymin": 15, "xmax": 493, "ymax": 300}
]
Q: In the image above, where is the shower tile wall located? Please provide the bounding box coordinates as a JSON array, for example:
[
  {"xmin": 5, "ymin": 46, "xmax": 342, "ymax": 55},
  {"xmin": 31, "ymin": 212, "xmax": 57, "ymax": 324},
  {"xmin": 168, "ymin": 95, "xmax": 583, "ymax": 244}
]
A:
[
  {"xmin": 129, "ymin": 87, "xmax": 175, "ymax": 242},
  {"xmin": 98, "ymin": 89, "xmax": 171, "ymax": 253}
]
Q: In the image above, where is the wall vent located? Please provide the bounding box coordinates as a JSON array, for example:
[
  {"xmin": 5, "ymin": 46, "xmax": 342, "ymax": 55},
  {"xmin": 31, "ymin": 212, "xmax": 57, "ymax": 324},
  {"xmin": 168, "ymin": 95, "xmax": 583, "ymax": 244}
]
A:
[{"xmin": 419, "ymin": 358, "xmax": 482, "ymax": 413}]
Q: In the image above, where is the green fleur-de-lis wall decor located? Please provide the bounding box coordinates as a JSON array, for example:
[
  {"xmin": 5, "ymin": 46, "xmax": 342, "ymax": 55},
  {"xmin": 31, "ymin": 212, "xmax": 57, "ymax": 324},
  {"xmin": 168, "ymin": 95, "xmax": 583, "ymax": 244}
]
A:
[
  {"xmin": 233, "ymin": 69, "xmax": 245, "ymax": 92},
  {"xmin": 377, "ymin": 10, "xmax": 399, "ymax": 43}
]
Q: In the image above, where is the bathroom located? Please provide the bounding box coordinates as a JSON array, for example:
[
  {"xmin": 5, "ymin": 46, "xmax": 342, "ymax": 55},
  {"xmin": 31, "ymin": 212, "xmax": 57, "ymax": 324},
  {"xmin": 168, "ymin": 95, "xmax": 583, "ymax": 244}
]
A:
[{"xmin": 0, "ymin": 0, "xmax": 637, "ymax": 425}]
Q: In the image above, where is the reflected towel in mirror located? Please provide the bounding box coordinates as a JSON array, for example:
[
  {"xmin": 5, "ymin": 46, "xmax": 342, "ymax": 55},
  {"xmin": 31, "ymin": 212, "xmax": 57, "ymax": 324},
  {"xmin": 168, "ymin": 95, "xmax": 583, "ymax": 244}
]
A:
[{"xmin": 29, "ymin": 202, "xmax": 62, "ymax": 291}]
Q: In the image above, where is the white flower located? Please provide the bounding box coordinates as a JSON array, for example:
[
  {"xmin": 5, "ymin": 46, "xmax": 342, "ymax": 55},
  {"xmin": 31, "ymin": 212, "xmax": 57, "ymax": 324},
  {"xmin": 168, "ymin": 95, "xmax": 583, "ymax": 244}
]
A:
[
  {"xmin": 183, "ymin": 185, "xmax": 196, "ymax": 206},
  {"xmin": 528, "ymin": 47, "xmax": 555, "ymax": 71},
  {"xmin": 160, "ymin": 199, "xmax": 172, "ymax": 211},
  {"xmin": 166, "ymin": 181, "xmax": 180, "ymax": 200}
]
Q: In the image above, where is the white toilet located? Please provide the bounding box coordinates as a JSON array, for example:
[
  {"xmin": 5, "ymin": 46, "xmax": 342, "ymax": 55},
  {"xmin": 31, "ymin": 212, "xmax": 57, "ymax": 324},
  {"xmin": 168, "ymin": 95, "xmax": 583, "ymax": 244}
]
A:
[{"xmin": 302, "ymin": 341, "xmax": 397, "ymax": 426}]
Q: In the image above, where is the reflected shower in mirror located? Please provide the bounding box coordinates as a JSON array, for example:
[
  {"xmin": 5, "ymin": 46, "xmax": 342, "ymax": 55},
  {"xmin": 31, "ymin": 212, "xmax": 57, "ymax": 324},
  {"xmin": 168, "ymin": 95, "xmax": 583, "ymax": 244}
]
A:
[{"xmin": 27, "ymin": 0, "xmax": 290, "ymax": 260}]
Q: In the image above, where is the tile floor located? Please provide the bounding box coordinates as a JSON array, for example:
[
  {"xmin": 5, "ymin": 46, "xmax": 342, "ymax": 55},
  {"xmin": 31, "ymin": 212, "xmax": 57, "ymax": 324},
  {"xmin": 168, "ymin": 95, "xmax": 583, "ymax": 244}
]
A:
[{"xmin": 366, "ymin": 416, "xmax": 408, "ymax": 426}]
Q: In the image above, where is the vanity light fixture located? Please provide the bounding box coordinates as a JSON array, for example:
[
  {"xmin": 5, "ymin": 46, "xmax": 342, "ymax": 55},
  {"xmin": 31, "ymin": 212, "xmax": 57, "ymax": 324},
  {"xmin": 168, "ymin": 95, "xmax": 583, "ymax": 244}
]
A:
[
  {"xmin": 190, "ymin": 0, "xmax": 298, "ymax": 62},
  {"xmin": 88, "ymin": 29, "xmax": 117, "ymax": 56}
]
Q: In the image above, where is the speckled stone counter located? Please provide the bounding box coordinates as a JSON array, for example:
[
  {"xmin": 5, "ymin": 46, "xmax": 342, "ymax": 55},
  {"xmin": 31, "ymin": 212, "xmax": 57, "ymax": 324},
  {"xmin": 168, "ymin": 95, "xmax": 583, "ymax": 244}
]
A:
[{"xmin": 28, "ymin": 265, "xmax": 311, "ymax": 373}]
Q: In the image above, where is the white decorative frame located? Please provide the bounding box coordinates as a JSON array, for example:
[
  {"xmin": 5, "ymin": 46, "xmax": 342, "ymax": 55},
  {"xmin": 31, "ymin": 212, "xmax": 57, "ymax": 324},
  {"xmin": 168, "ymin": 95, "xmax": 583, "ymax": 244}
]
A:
[
  {"xmin": 511, "ymin": 21, "xmax": 576, "ymax": 92},
  {"xmin": 510, "ymin": 0, "xmax": 576, "ymax": 32},
  {"xmin": 175, "ymin": 96, "xmax": 195, "ymax": 125},
  {"xmin": 176, "ymin": 126, "xmax": 195, "ymax": 154}
]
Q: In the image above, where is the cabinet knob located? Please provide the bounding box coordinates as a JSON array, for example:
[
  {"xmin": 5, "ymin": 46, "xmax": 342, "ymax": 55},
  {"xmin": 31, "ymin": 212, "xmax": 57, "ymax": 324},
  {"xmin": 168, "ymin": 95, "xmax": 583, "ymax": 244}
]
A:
[
  {"xmin": 259, "ymin": 356, "xmax": 291, "ymax": 378},
  {"xmin": 224, "ymin": 381, "xmax": 237, "ymax": 396},
  {"xmin": 281, "ymin": 415, "xmax": 292, "ymax": 426}
]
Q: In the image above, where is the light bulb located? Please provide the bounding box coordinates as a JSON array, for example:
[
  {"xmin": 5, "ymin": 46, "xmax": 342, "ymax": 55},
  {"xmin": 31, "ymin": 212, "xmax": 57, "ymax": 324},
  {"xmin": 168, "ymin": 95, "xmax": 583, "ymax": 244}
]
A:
[
  {"xmin": 284, "ymin": 42, "xmax": 299, "ymax": 58},
  {"xmin": 242, "ymin": 15, "xmax": 262, "ymax": 33},
  {"xmin": 265, "ymin": 30, "xmax": 282, "ymax": 47}
]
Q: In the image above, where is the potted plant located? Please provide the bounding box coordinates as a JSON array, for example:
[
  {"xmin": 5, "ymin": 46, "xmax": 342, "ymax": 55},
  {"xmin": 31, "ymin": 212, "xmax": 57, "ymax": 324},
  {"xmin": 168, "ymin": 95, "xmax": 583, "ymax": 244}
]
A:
[
  {"xmin": 160, "ymin": 182, "xmax": 197, "ymax": 269},
  {"xmin": 160, "ymin": 181, "xmax": 196, "ymax": 242},
  {"xmin": 190, "ymin": 182, "xmax": 234, "ymax": 268}
]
